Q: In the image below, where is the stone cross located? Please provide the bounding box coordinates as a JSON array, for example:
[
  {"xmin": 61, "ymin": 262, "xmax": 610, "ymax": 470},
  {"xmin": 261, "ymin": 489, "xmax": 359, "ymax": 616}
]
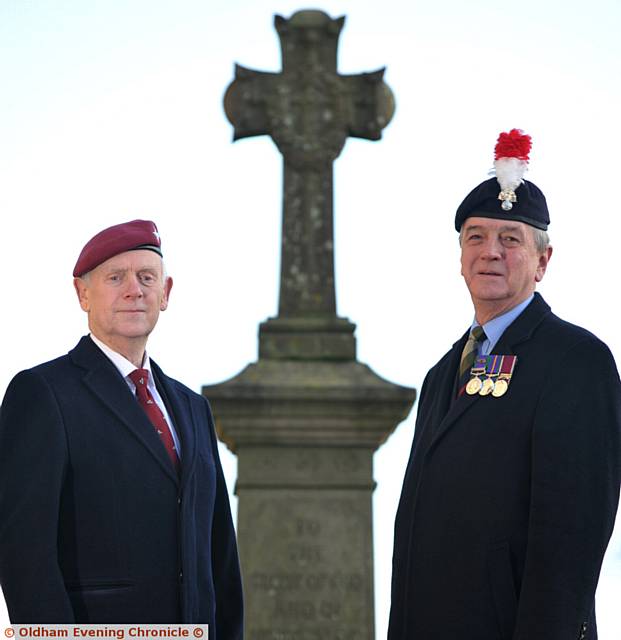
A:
[{"xmin": 224, "ymin": 9, "xmax": 394, "ymax": 321}]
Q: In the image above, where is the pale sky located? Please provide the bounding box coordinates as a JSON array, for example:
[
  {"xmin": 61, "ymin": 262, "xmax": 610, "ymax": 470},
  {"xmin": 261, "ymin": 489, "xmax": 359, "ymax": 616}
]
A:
[{"xmin": 1, "ymin": 0, "xmax": 621, "ymax": 636}]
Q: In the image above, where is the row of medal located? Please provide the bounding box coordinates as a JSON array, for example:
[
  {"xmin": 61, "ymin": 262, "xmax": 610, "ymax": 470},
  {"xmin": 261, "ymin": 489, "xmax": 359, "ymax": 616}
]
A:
[{"xmin": 466, "ymin": 354, "xmax": 517, "ymax": 398}]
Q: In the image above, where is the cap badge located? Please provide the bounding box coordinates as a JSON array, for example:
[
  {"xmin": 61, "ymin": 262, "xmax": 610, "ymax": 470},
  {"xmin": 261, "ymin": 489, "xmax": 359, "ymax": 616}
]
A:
[{"xmin": 498, "ymin": 189, "xmax": 517, "ymax": 211}]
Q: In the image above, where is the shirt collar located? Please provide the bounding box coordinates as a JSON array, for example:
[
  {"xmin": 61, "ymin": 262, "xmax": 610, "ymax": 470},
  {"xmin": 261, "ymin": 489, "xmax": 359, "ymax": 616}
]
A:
[
  {"xmin": 89, "ymin": 333, "xmax": 152, "ymax": 380},
  {"xmin": 472, "ymin": 294, "xmax": 534, "ymax": 354}
]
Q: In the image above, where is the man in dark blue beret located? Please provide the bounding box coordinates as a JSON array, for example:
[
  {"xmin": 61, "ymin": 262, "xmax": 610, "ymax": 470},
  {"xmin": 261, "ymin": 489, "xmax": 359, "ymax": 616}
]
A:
[
  {"xmin": 388, "ymin": 130, "xmax": 621, "ymax": 640},
  {"xmin": 0, "ymin": 220, "xmax": 243, "ymax": 639}
]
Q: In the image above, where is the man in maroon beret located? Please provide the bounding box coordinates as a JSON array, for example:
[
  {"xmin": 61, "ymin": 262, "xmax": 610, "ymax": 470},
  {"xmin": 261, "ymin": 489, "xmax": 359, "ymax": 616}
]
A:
[{"xmin": 0, "ymin": 220, "xmax": 243, "ymax": 639}]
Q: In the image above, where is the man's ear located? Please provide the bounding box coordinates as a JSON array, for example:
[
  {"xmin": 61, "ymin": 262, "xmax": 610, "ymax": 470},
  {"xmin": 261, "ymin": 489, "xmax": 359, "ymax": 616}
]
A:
[
  {"xmin": 74, "ymin": 277, "xmax": 90, "ymax": 311},
  {"xmin": 535, "ymin": 246, "xmax": 553, "ymax": 283},
  {"xmin": 160, "ymin": 276, "xmax": 173, "ymax": 311}
]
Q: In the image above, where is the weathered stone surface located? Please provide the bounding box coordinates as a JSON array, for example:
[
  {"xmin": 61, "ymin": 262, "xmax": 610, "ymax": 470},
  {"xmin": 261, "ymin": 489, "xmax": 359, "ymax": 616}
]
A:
[
  {"xmin": 239, "ymin": 488, "xmax": 373, "ymax": 640},
  {"xmin": 206, "ymin": 9, "xmax": 415, "ymax": 639},
  {"xmin": 223, "ymin": 9, "xmax": 394, "ymax": 321},
  {"xmin": 236, "ymin": 447, "xmax": 374, "ymax": 639},
  {"xmin": 210, "ymin": 359, "xmax": 413, "ymax": 450},
  {"xmin": 258, "ymin": 317, "xmax": 356, "ymax": 361}
]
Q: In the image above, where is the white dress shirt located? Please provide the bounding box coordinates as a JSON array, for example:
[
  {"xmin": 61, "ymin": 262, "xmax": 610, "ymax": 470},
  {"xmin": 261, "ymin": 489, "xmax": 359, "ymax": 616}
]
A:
[{"xmin": 89, "ymin": 333, "xmax": 182, "ymax": 457}]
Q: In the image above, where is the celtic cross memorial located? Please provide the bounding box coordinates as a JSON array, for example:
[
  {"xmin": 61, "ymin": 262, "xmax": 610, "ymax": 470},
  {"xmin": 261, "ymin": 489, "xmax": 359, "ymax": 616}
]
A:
[{"xmin": 204, "ymin": 10, "xmax": 416, "ymax": 639}]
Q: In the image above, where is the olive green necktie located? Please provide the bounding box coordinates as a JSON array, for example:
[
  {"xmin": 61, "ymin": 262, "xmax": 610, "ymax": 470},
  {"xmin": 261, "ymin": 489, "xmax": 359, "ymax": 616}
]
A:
[{"xmin": 457, "ymin": 325, "xmax": 487, "ymax": 395}]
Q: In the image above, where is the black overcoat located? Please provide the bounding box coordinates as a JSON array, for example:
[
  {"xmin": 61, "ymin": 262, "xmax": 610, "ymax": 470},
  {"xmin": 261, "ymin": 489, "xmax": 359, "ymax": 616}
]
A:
[
  {"xmin": 388, "ymin": 294, "xmax": 621, "ymax": 640},
  {"xmin": 0, "ymin": 336, "xmax": 243, "ymax": 639}
]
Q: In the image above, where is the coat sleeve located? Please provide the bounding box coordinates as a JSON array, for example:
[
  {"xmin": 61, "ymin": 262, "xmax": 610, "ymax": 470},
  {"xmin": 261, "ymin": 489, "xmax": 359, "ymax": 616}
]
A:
[
  {"xmin": 513, "ymin": 337, "xmax": 621, "ymax": 639},
  {"xmin": 204, "ymin": 400, "xmax": 243, "ymax": 640},
  {"xmin": 0, "ymin": 369, "xmax": 75, "ymax": 622}
]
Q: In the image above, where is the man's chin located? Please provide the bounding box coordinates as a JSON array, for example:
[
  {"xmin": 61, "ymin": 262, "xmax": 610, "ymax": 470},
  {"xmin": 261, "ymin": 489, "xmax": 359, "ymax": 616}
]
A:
[
  {"xmin": 113, "ymin": 324, "xmax": 154, "ymax": 340},
  {"xmin": 469, "ymin": 286, "xmax": 509, "ymax": 302}
]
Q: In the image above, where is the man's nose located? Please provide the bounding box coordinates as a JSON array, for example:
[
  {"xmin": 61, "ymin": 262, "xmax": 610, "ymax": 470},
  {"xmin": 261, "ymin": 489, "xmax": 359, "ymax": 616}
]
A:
[
  {"xmin": 123, "ymin": 275, "xmax": 144, "ymax": 297},
  {"xmin": 480, "ymin": 237, "xmax": 503, "ymax": 259}
]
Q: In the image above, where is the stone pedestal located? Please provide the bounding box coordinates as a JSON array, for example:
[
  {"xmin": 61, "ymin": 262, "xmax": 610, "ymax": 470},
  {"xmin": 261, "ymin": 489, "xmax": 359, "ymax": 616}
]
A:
[{"xmin": 204, "ymin": 356, "xmax": 415, "ymax": 640}]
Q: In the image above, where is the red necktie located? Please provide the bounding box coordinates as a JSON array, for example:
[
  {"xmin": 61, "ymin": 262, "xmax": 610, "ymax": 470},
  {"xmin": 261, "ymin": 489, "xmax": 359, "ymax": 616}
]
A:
[{"xmin": 129, "ymin": 369, "xmax": 179, "ymax": 472}]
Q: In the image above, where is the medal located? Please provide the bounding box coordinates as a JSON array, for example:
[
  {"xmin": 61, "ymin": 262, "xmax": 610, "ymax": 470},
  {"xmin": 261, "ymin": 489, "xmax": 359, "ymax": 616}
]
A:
[
  {"xmin": 479, "ymin": 354, "xmax": 501, "ymax": 396},
  {"xmin": 465, "ymin": 355, "xmax": 518, "ymax": 398},
  {"xmin": 466, "ymin": 377, "xmax": 483, "ymax": 395},
  {"xmin": 492, "ymin": 379, "xmax": 508, "ymax": 397},
  {"xmin": 466, "ymin": 356, "xmax": 487, "ymax": 395},
  {"xmin": 490, "ymin": 356, "xmax": 517, "ymax": 398}
]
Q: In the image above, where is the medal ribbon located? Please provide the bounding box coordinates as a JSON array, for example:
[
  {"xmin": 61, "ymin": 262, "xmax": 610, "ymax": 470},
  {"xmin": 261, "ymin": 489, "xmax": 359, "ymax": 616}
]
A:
[{"xmin": 499, "ymin": 355, "xmax": 516, "ymax": 376}]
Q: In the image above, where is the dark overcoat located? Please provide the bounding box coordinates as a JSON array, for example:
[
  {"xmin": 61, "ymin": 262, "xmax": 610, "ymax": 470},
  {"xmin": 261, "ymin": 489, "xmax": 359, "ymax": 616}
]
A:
[
  {"xmin": 0, "ymin": 336, "xmax": 243, "ymax": 639},
  {"xmin": 388, "ymin": 294, "xmax": 621, "ymax": 640}
]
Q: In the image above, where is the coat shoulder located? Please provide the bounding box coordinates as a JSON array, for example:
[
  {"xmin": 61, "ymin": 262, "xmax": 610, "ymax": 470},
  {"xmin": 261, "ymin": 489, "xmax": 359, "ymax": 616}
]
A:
[
  {"xmin": 535, "ymin": 310, "xmax": 615, "ymax": 363},
  {"xmin": 3, "ymin": 353, "xmax": 75, "ymax": 401}
]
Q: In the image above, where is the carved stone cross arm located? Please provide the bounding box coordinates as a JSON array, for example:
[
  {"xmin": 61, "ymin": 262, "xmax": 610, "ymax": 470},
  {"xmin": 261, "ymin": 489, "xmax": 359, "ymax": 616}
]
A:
[
  {"xmin": 223, "ymin": 10, "xmax": 394, "ymax": 358},
  {"xmin": 224, "ymin": 64, "xmax": 395, "ymax": 167}
]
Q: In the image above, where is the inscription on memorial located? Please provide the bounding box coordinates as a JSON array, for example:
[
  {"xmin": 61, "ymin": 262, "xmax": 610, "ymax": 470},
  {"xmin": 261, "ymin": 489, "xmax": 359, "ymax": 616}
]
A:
[{"xmin": 238, "ymin": 491, "xmax": 374, "ymax": 638}]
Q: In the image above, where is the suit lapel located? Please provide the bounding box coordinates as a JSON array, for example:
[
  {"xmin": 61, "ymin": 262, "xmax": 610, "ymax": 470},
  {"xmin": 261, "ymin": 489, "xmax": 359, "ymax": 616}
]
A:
[
  {"xmin": 70, "ymin": 336, "xmax": 179, "ymax": 485},
  {"xmin": 428, "ymin": 350, "xmax": 481, "ymax": 452},
  {"xmin": 434, "ymin": 331, "xmax": 469, "ymax": 426},
  {"xmin": 151, "ymin": 361, "xmax": 198, "ymax": 490},
  {"xmin": 428, "ymin": 294, "xmax": 551, "ymax": 451}
]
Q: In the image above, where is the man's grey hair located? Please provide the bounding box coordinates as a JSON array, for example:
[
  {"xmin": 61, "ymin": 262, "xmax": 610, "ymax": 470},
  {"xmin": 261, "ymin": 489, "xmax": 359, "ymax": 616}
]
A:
[
  {"xmin": 532, "ymin": 228, "xmax": 550, "ymax": 253},
  {"xmin": 458, "ymin": 225, "xmax": 550, "ymax": 254}
]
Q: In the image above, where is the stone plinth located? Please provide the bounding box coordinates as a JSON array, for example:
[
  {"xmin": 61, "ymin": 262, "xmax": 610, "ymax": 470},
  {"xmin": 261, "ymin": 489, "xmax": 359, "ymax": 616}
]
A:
[{"xmin": 204, "ymin": 357, "xmax": 415, "ymax": 640}]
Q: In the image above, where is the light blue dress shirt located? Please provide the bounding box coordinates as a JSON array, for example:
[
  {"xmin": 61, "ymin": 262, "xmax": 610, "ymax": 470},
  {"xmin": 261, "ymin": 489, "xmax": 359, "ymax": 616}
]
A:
[{"xmin": 471, "ymin": 294, "xmax": 534, "ymax": 356}]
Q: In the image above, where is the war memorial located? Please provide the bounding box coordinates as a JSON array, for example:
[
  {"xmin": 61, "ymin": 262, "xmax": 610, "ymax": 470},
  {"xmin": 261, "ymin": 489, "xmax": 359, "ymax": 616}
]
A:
[{"xmin": 203, "ymin": 10, "xmax": 416, "ymax": 640}]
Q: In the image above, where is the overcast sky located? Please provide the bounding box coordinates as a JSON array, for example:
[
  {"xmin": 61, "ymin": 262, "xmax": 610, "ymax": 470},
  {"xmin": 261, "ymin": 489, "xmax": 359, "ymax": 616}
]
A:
[{"xmin": 2, "ymin": 0, "xmax": 621, "ymax": 636}]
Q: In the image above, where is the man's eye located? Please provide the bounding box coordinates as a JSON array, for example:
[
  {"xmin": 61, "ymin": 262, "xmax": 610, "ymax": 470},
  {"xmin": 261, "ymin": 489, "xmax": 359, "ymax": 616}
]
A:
[{"xmin": 140, "ymin": 274, "xmax": 156, "ymax": 284}]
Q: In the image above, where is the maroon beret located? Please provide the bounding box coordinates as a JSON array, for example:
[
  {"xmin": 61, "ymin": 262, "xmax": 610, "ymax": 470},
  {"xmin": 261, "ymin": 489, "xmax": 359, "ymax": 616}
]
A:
[{"xmin": 73, "ymin": 219, "xmax": 163, "ymax": 277}]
